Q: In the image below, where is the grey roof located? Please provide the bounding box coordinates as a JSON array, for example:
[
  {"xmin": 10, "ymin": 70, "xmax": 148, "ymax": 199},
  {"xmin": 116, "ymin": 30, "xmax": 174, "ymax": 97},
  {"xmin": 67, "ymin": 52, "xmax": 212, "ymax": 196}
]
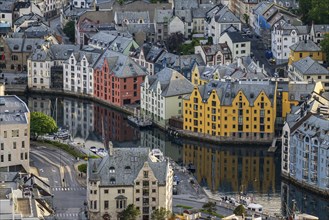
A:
[
  {"xmin": 174, "ymin": 0, "xmax": 199, "ymax": 10},
  {"xmin": 89, "ymin": 31, "xmax": 117, "ymax": 46},
  {"xmin": 133, "ymin": 43, "xmax": 165, "ymax": 63},
  {"xmin": 115, "ymin": 11, "xmax": 150, "ymax": 24},
  {"xmin": 200, "ymin": 43, "xmax": 231, "ymax": 56},
  {"xmin": 127, "ymin": 23, "xmax": 155, "ymax": 34},
  {"xmin": 23, "ymin": 23, "xmax": 53, "ymax": 38},
  {"xmin": 108, "ymin": 36, "xmax": 136, "ymax": 53},
  {"xmin": 49, "ymin": 45, "xmax": 80, "ymax": 60},
  {"xmin": 286, "ymin": 82, "xmax": 317, "ymax": 101},
  {"xmin": 192, "ymin": 6, "xmax": 212, "ymax": 19},
  {"xmin": 94, "ymin": 49, "xmax": 146, "ymax": 78},
  {"xmin": 224, "ymin": 31, "xmax": 250, "ymax": 43},
  {"xmin": 156, "ymin": 52, "xmax": 205, "ymax": 70},
  {"xmin": 214, "ymin": 6, "xmax": 240, "ymax": 23},
  {"xmin": 88, "ymin": 148, "xmax": 169, "ymax": 186},
  {"xmin": 5, "ymin": 38, "xmax": 45, "ymax": 52},
  {"xmin": 62, "ymin": 5, "xmax": 86, "ymax": 18},
  {"xmin": 313, "ymin": 24, "xmax": 329, "ymax": 34},
  {"xmin": 0, "ymin": 0, "xmax": 14, "ymax": 13},
  {"xmin": 146, "ymin": 67, "xmax": 194, "ymax": 97},
  {"xmin": 68, "ymin": 48, "xmax": 102, "ymax": 67},
  {"xmin": 253, "ymin": 1, "xmax": 272, "ymax": 15},
  {"xmin": 289, "ymin": 40, "xmax": 321, "ymax": 52},
  {"xmin": 0, "ymin": 95, "xmax": 29, "ymax": 125},
  {"xmin": 14, "ymin": 13, "xmax": 44, "ymax": 26},
  {"xmin": 292, "ymin": 57, "xmax": 329, "ymax": 75},
  {"xmin": 155, "ymin": 9, "xmax": 173, "ymax": 23},
  {"xmin": 175, "ymin": 9, "xmax": 192, "ymax": 23},
  {"xmin": 195, "ymin": 80, "xmax": 276, "ymax": 106}
]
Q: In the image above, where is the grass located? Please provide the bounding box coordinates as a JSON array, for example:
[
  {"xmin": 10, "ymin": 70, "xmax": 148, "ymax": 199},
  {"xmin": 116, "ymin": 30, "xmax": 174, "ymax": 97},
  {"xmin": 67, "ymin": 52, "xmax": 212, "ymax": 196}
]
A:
[
  {"xmin": 39, "ymin": 139, "xmax": 85, "ymax": 158},
  {"xmin": 200, "ymin": 209, "xmax": 224, "ymax": 218},
  {"xmin": 176, "ymin": 204, "xmax": 193, "ymax": 210}
]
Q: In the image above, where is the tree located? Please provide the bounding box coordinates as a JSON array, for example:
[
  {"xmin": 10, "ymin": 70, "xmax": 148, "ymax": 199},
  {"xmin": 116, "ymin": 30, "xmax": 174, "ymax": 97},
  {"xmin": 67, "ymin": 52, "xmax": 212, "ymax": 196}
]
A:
[
  {"xmin": 118, "ymin": 204, "xmax": 140, "ymax": 220},
  {"xmin": 30, "ymin": 112, "xmax": 58, "ymax": 140},
  {"xmin": 202, "ymin": 201, "xmax": 217, "ymax": 214},
  {"xmin": 63, "ymin": 21, "xmax": 75, "ymax": 43},
  {"xmin": 242, "ymin": 14, "xmax": 249, "ymax": 25},
  {"xmin": 151, "ymin": 207, "xmax": 171, "ymax": 220},
  {"xmin": 320, "ymin": 33, "xmax": 329, "ymax": 64},
  {"xmin": 298, "ymin": 0, "xmax": 329, "ymax": 24},
  {"xmin": 166, "ymin": 32, "xmax": 185, "ymax": 53},
  {"xmin": 233, "ymin": 205, "xmax": 246, "ymax": 216}
]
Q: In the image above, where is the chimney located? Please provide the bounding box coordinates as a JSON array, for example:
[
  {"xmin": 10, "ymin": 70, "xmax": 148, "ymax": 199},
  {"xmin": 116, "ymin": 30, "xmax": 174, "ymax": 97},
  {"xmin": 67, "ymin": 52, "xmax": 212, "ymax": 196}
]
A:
[{"xmin": 108, "ymin": 141, "xmax": 113, "ymax": 156}]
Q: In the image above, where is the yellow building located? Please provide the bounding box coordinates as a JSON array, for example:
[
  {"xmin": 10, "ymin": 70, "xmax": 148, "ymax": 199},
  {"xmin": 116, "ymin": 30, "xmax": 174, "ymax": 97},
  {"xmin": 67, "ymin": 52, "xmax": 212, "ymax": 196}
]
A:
[
  {"xmin": 288, "ymin": 40, "xmax": 324, "ymax": 65},
  {"xmin": 183, "ymin": 79, "xmax": 277, "ymax": 142}
]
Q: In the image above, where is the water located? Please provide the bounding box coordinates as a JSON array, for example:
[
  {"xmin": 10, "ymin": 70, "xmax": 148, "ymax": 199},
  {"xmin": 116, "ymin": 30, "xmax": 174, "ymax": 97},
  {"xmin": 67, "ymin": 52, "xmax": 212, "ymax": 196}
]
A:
[{"xmin": 22, "ymin": 94, "xmax": 329, "ymax": 217}]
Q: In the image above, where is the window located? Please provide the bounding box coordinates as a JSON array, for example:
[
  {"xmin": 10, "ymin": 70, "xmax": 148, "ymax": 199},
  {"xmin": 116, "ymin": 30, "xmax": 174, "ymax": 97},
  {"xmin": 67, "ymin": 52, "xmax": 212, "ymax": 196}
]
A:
[
  {"xmin": 152, "ymin": 189, "xmax": 156, "ymax": 193},
  {"xmin": 8, "ymin": 154, "xmax": 11, "ymax": 161},
  {"xmin": 104, "ymin": 189, "xmax": 109, "ymax": 194},
  {"xmin": 144, "ymin": 171, "xmax": 148, "ymax": 178},
  {"xmin": 104, "ymin": 201, "xmax": 109, "ymax": 209},
  {"xmin": 12, "ymin": 129, "xmax": 19, "ymax": 137},
  {"xmin": 0, "ymin": 143, "xmax": 3, "ymax": 150},
  {"xmin": 13, "ymin": 142, "xmax": 16, "ymax": 149}
]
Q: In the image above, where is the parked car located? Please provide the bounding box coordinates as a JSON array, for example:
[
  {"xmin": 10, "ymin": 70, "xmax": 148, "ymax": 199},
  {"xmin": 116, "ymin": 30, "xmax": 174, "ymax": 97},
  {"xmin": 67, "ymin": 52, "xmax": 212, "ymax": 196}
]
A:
[{"xmin": 89, "ymin": 146, "xmax": 97, "ymax": 153}]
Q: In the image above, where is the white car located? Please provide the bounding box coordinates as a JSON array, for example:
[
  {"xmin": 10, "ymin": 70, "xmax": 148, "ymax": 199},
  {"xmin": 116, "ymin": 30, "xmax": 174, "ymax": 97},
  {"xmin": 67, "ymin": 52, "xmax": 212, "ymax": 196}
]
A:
[{"xmin": 89, "ymin": 146, "xmax": 97, "ymax": 153}]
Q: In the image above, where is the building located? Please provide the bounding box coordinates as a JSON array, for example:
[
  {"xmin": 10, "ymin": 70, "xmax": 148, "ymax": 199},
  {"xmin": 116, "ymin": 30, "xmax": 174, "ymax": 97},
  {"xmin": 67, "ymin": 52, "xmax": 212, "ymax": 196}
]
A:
[
  {"xmin": 183, "ymin": 79, "xmax": 277, "ymax": 142},
  {"xmin": 87, "ymin": 147, "xmax": 173, "ymax": 220},
  {"xmin": 288, "ymin": 40, "xmax": 324, "ymax": 65},
  {"xmin": 63, "ymin": 47, "xmax": 102, "ymax": 95},
  {"xmin": 141, "ymin": 67, "xmax": 194, "ymax": 127},
  {"xmin": 271, "ymin": 21, "xmax": 310, "ymax": 64},
  {"xmin": 205, "ymin": 5, "xmax": 242, "ymax": 44},
  {"xmin": 0, "ymin": 37, "xmax": 46, "ymax": 72},
  {"xmin": 168, "ymin": 16, "xmax": 185, "ymax": 36},
  {"xmin": 229, "ymin": 0, "xmax": 259, "ymax": 21},
  {"xmin": 13, "ymin": 13, "xmax": 45, "ymax": 32},
  {"xmin": 191, "ymin": 6, "xmax": 212, "ymax": 34},
  {"xmin": 93, "ymin": 49, "xmax": 147, "ymax": 106},
  {"xmin": 154, "ymin": 9, "xmax": 172, "ymax": 41},
  {"xmin": 131, "ymin": 43, "xmax": 166, "ymax": 75},
  {"xmin": 28, "ymin": 44, "xmax": 80, "ymax": 89},
  {"xmin": 219, "ymin": 32, "xmax": 251, "ymax": 59},
  {"xmin": 194, "ymin": 43, "xmax": 232, "ymax": 66},
  {"xmin": 0, "ymin": 0, "xmax": 14, "ymax": 33},
  {"xmin": 310, "ymin": 23, "xmax": 329, "ymax": 45},
  {"xmin": 281, "ymin": 92, "xmax": 329, "ymax": 192},
  {"xmin": 114, "ymin": 11, "xmax": 150, "ymax": 27},
  {"xmin": 0, "ymin": 95, "xmax": 30, "ymax": 172},
  {"xmin": 288, "ymin": 57, "xmax": 329, "ymax": 92}
]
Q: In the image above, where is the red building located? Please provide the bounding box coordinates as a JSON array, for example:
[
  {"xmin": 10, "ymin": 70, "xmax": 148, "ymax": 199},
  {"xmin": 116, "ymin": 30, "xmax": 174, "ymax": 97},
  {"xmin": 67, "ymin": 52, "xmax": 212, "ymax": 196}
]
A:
[{"xmin": 94, "ymin": 50, "xmax": 147, "ymax": 106}]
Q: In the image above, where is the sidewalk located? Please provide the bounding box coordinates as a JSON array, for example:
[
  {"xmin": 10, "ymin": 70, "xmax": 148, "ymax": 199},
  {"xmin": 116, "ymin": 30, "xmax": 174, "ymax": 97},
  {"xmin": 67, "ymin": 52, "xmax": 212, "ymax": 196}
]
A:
[{"xmin": 74, "ymin": 160, "xmax": 87, "ymax": 188}]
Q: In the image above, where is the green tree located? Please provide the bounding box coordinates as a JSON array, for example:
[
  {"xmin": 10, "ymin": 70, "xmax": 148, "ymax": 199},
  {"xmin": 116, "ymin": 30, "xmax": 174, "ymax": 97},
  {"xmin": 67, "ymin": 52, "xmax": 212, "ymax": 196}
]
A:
[
  {"xmin": 233, "ymin": 205, "xmax": 246, "ymax": 216},
  {"xmin": 151, "ymin": 207, "xmax": 171, "ymax": 220},
  {"xmin": 202, "ymin": 201, "xmax": 217, "ymax": 214},
  {"xmin": 243, "ymin": 14, "xmax": 249, "ymax": 25},
  {"xmin": 320, "ymin": 34, "xmax": 329, "ymax": 64},
  {"xmin": 78, "ymin": 163, "xmax": 87, "ymax": 173},
  {"xmin": 30, "ymin": 112, "xmax": 58, "ymax": 140},
  {"xmin": 166, "ymin": 32, "xmax": 184, "ymax": 53},
  {"xmin": 63, "ymin": 21, "xmax": 75, "ymax": 43},
  {"xmin": 118, "ymin": 204, "xmax": 140, "ymax": 220},
  {"xmin": 298, "ymin": 0, "xmax": 329, "ymax": 24}
]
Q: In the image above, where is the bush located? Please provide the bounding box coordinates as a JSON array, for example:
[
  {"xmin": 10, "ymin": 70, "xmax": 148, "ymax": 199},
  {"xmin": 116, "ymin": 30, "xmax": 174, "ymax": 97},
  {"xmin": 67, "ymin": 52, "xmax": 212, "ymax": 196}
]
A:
[
  {"xmin": 42, "ymin": 140, "xmax": 85, "ymax": 158},
  {"xmin": 78, "ymin": 163, "xmax": 87, "ymax": 173}
]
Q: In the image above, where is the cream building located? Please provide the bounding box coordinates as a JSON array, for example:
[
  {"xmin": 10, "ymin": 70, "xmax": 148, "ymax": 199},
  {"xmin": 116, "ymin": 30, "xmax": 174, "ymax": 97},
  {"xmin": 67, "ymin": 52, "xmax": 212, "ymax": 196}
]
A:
[
  {"xmin": 288, "ymin": 57, "xmax": 329, "ymax": 92},
  {"xmin": 0, "ymin": 96, "xmax": 30, "ymax": 172},
  {"xmin": 0, "ymin": 83, "xmax": 4, "ymax": 96},
  {"xmin": 219, "ymin": 32, "xmax": 251, "ymax": 59},
  {"xmin": 87, "ymin": 147, "xmax": 173, "ymax": 220},
  {"xmin": 141, "ymin": 68, "xmax": 194, "ymax": 128}
]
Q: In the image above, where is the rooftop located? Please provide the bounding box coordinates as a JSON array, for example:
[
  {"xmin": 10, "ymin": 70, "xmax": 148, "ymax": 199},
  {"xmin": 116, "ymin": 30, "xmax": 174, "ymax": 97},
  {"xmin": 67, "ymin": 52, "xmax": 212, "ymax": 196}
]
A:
[
  {"xmin": 0, "ymin": 95, "xmax": 29, "ymax": 125},
  {"xmin": 290, "ymin": 40, "xmax": 321, "ymax": 52},
  {"xmin": 292, "ymin": 57, "xmax": 329, "ymax": 75}
]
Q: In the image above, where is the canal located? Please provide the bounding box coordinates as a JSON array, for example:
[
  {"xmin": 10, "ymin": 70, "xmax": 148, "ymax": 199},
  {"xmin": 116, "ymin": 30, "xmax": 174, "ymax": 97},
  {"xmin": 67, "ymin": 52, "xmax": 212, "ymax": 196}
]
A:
[{"xmin": 21, "ymin": 94, "xmax": 329, "ymax": 217}]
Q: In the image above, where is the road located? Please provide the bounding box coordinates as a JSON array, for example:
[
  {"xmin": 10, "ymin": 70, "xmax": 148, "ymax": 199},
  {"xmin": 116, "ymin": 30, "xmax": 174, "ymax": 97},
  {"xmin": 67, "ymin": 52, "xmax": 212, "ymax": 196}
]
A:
[{"xmin": 30, "ymin": 144, "xmax": 86, "ymax": 219}]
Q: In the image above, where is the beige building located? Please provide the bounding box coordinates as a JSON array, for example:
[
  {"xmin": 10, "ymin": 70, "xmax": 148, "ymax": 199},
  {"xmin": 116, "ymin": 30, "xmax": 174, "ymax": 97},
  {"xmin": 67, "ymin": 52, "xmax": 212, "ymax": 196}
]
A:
[
  {"xmin": 0, "ymin": 83, "xmax": 4, "ymax": 96},
  {"xmin": 87, "ymin": 146, "xmax": 173, "ymax": 220},
  {"xmin": 0, "ymin": 96, "xmax": 30, "ymax": 172},
  {"xmin": 288, "ymin": 57, "xmax": 329, "ymax": 92}
]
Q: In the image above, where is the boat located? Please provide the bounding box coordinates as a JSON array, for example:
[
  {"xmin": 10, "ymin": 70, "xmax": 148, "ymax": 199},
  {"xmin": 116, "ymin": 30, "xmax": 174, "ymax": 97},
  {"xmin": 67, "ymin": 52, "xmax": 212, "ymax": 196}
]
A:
[
  {"xmin": 247, "ymin": 203, "xmax": 263, "ymax": 213},
  {"xmin": 127, "ymin": 108, "xmax": 152, "ymax": 128}
]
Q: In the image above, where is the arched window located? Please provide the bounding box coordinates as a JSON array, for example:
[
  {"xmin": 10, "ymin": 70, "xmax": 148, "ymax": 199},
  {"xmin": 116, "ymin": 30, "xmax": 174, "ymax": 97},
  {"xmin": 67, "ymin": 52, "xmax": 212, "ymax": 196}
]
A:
[
  {"xmin": 305, "ymin": 137, "xmax": 309, "ymax": 142},
  {"xmin": 13, "ymin": 45, "xmax": 19, "ymax": 50},
  {"xmin": 40, "ymin": 78, "xmax": 44, "ymax": 84},
  {"xmin": 124, "ymin": 166, "xmax": 131, "ymax": 174}
]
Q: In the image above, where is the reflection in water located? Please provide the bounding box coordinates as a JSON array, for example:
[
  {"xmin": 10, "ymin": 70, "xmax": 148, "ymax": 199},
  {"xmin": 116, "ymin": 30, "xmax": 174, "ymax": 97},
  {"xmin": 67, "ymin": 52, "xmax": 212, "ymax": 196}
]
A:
[
  {"xmin": 281, "ymin": 180, "xmax": 329, "ymax": 219},
  {"xmin": 24, "ymin": 95, "xmax": 329, "ymax": 216}
]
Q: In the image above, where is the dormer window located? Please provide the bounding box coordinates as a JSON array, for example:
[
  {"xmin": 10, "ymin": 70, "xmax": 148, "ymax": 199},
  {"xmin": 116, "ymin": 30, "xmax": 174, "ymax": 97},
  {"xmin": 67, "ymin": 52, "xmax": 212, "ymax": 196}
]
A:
[
  {"xmin": 124, "ymin": 166, "xmax": 131, "ymax": 174},
  {"xmin": 109, "ymin": 166, "xmax": 115, "ymax": 173},
  {"xmin": 110, "ymin": 177, "xmax": 116, "ymax": 184},
  {"xmin": 13, "ymin": 45, "xmax": 19, "ymax": 50},
  {"xmin": 26, "ymin": 45, "xmax": 32, "ymax": 50}
]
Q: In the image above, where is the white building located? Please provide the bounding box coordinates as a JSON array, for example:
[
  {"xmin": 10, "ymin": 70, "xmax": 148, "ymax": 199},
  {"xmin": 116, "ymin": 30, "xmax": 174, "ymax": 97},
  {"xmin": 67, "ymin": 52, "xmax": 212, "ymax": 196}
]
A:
[
  {"xmin": 271, "ymin": 21, "xmax": 310, "ymax": 64},
  {"xmin": 72, "ymin": 0, "xmax": 91, "ymax": 8},
  {"xmin": 87, "ymin": 147, "xmax": 173, "ymax": 220},
  {"xmin": 63, "ymin": 48, "xmax": 102, "ymax": 95},
  {"xmin": 168, "ymin": 16, "xmax": 185, "ymax": 36},
  {"xmin": 28, "ymin": 45, "xmax": 79, "ymax": 89},
  {"xmin": 205, "ymin": 5, "xmax": 242, "ymax": 44},
  {"xmin": 219, "ymin": 32, "xmax": 251, "ymax": 59},
  {"xmin": 141, "ymin": 67, "xmax": 194, "ymax": 127},
  {"xmin": 0, "ymin": 95, "xmax": 30, "ymax": 173},
  {"xmin": 310, "ymin": 24, "xmax": 329, "ymax": 45}
]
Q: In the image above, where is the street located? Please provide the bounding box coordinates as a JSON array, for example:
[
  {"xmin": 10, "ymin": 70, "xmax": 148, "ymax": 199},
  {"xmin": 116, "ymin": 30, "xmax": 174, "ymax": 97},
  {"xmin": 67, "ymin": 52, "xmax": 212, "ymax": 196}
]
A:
[{"xmin": 30, "ymin": 144, "xmax": 86, "ymax": 219}]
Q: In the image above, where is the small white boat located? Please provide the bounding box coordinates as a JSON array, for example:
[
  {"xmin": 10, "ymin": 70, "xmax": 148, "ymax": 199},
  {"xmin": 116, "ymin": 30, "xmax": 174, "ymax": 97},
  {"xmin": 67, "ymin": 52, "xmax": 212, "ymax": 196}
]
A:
[{"xmin": 247, "ymin": 203, "xmax": 263, "ymax": 213}]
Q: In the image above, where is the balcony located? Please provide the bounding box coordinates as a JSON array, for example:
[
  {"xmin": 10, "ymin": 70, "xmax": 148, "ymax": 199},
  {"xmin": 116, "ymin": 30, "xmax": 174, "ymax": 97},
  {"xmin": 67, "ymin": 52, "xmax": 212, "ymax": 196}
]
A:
[{"xmin": 283, "ymin": 147, "xmax": 288, "ymax": 154}]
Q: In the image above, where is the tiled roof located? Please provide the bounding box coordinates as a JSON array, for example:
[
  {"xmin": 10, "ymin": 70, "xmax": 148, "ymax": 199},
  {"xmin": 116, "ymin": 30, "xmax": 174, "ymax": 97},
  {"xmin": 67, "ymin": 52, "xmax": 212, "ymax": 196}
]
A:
[
  {"xmin": 146, "ymin": 67, "xmax": 194, "ymax": 97},
  {"xmin": 155, "ymin": 9, "xmax": 173, "ymax": 23},
  {"xmin": 192, "ymin": 6, "xmax": 212, "ymax": 19},
  {"xmin": 5, "ymin": 38, "xmax": 45, "ymax": 52},
  {"xmin": 0, "ymin": 95, "xmax": 29, "ymax": 125},
  {"xmin": 88, "ymin": 148, "xmax": 169, "ymax": 186},
  {"xmin": 289, "ymin": 40, "xmax": 321, "ymax": 52},
  {"xmin": 175, "ymin": 9, "xmax": 192, "ymax": 23},
  {"xmin": 115, "ymin": 11, "xmax": 150, "ymax": 24},
  {"xmin": 292, "ymin": 57, "xmax": 329, "ymax": 75},
  {"xmin": 127, "ymin": 23, "xmax": 155, "ymax": 34},
  {"xmin": 224, "ymin": 31, "xmax": 250, "ymax": 43},
  {"xmin": 174, "ymin": 0, "xmax": 199, "ymax": 10},
  {"xmin": 214, "ymin": 6, "xmax": 240, "ymax": 23}
]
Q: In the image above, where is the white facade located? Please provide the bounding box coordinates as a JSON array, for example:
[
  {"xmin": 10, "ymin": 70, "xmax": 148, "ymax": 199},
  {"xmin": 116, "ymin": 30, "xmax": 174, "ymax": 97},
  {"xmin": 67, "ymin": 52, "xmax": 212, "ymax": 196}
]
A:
[
  {"xmin": 0, "ymin": 12, "xmax": 13, "ymax": 26},
  {"xmin": 28, "ymin": 58, "xmax": 53, "ymax": 89},
  {"xmin": 0, "ymin": 96, "xmax": 30, "ymax": 173},
  {"xmin": 168, "ymin": 16, "xmax": 185, "ymax": 35},
  {"xmin": 63, "ymin": 53, "xmax": 95, "ymax": 95},
  {"xmin": 271, "ymin": 22, "xmax": 310, "ymax": 64},
  {"xmin": 72, "ymin": 0, "xmax": 90, "ymax": 8},
  {"xmin": 219, "ymin": 32, "xmax": 251, "ymax": 59}
]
